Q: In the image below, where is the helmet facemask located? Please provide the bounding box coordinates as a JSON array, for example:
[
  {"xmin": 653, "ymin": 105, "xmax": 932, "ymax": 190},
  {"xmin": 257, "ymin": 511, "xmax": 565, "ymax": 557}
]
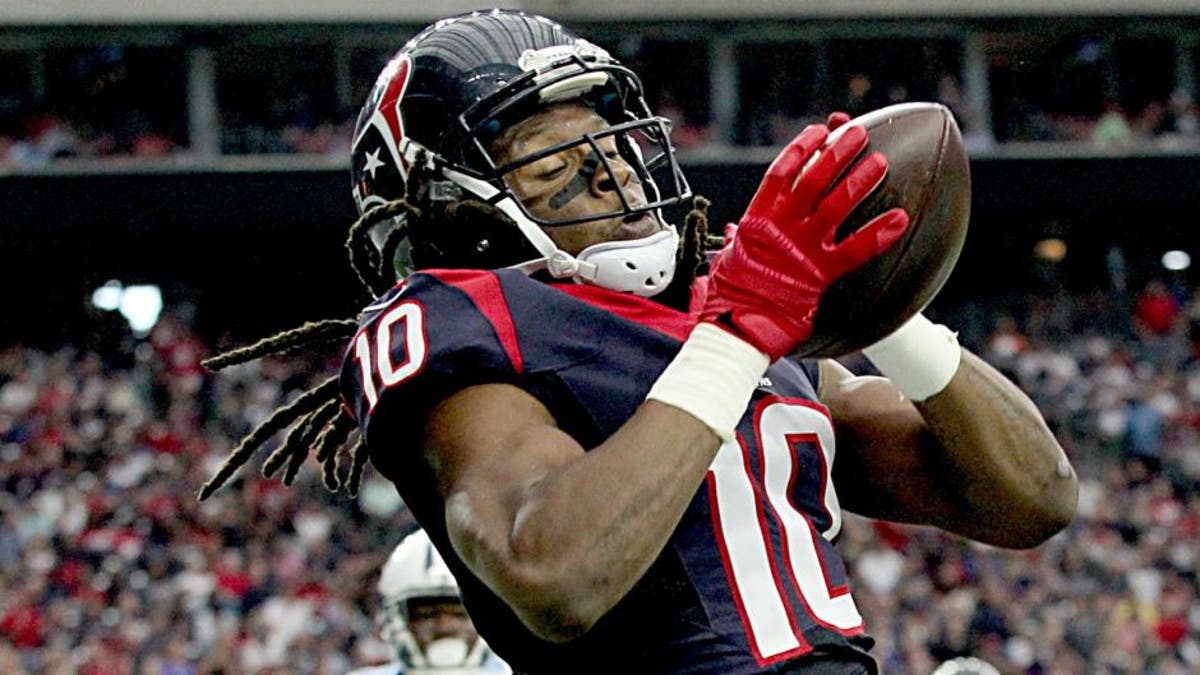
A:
[
  {"xmin": 432, "ymin": 50, "xmax": 690, "ymax": 295},
  {"xmin": 378, "ymin": 595, "xmax": 488, "ymax": 670},
  {"xmin": 445, "ymin": 56, "xmax": 690, "ymax": 228}
]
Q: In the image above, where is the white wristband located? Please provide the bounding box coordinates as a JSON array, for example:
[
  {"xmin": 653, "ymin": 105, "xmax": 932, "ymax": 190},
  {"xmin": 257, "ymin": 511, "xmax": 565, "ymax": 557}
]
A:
[
  {"xmin": 646, "ymin": 323, "xmax": 770, "ymax": 442},
  {"xmin": 861, "ymin": 313, "xmax": 961, "ymax": 402}
]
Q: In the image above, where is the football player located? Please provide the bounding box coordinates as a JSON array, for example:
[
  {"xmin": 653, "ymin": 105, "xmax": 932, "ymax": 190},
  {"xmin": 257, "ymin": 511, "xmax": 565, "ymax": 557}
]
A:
[
  {"xmin": 201, "ymin": 9, "xmax": 1077, "ymax": 674},
  {"xmin": 351, "ymin": 528, "xmax": 509, "ymax": 675}
]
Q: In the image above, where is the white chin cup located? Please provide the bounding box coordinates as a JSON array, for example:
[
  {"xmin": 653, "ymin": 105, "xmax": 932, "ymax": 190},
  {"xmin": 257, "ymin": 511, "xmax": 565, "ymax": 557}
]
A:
[
  {"xmin": 422, "ymin": 637, "xmax": 470, "ymax": 668},
  {"xmin": 569, "ymin": 228, "xmax": 679, "ymax": 297}
]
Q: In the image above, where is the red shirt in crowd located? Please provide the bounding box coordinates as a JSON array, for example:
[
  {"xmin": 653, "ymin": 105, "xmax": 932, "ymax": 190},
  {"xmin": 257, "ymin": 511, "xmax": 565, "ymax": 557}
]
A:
[{"xmin": 1, "ymin": 603, "xmax": 45, "ymax": 649}]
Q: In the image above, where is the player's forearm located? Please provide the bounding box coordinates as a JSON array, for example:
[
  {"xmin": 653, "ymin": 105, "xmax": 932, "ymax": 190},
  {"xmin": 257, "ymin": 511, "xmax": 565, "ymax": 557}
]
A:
[
  {"xmin": 517, "ymin": 403, "xmax": 720, "ymax": 637},
  {"xmin": 914, "ymin": 350, "xmax": 1078, "ymax": 547},
  {"xmin": 507, "ymin": 327, "xmax": 767, "ymax": 633},
  {"xmin": 449, "ymin": 403, "xmax": 720, "ymax": 642},
  {"xmin": 443, "ymin": 326, "xmax": 768, "ymax": 641},
  {"xmin": 859, "ymin": 315, "xmax": 1077, "ymax": 547}
]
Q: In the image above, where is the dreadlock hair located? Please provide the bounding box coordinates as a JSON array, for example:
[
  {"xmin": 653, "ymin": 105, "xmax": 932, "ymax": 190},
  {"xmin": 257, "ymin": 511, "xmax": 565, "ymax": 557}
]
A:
[
  {"xmin": 199, "ymin": 149, "xmax": 716, "ymax": 500},
  {"xmin": 197, "ymin": 155, "xmax": 431, "ymax": 501},
  {"xmin": 655, "ymin": 195, "xmax": 717, "ymax": 312}
]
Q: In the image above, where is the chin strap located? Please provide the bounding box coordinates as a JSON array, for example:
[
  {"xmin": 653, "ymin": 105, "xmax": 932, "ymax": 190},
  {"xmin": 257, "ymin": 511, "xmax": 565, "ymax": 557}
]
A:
[
  {"xmin": 572, "ymin": 229, "xmax": 678, "ymax": 296},
  {"xmin": 441, "ymin": 165, "xmax": 678, "ymax": 296},
  {"xmin": 516, "ymin": 227, "xmax": 679, "ymax": 297}
]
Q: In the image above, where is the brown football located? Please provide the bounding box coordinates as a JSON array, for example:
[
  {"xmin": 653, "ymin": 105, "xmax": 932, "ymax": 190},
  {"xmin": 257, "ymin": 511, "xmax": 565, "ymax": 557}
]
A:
[{"xmin": 792, "ymin": 102, "xmax": 971, "ymax": 358}]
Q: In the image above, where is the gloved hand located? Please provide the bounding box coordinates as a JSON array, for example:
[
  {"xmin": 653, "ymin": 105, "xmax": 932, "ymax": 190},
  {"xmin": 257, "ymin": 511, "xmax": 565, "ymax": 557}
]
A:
[
  {"xmin": 713, "ymin": 111, "xmax": 853, "ymax": 250},
  {"xmin": 699, "ymin": 123, "xmax": 909, "ymax": 361}
]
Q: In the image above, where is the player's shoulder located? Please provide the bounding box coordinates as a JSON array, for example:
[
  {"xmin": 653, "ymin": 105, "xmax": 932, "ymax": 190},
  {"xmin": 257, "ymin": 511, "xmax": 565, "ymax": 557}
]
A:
[
  {"xmin": 357, "ymin": 269, "xmax": 553, "ymax": 325},
  {"xmin": 346, "ymin": 268, "xmax": 531, "ymax": 381},
  {"xmin": 340, "ymin": 269, "xmax": 565, "ymax": 435},
  {"xmin": 398, "ymin": 267, "xmax": 524, "ymax": 297},
  {"xmin": 386, "ymin": 268, "xmax": 548, "ymax": 299}
]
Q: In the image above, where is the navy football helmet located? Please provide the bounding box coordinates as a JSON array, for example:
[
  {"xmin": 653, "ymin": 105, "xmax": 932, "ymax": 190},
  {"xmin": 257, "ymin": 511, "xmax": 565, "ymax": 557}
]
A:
[{"xmin": 350, "ymin": 9, "xmax": 691, "ymax": 296}]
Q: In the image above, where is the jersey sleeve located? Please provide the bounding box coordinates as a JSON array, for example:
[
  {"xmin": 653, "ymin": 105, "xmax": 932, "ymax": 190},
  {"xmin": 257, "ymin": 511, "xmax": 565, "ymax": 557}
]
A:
[
  {"xmin": 798, "ymin": 358, "xmax": 820, "ymax": 392},
  {"xmin": 338, "ymin": 270, "xmax": 525, "ymax": 446}
]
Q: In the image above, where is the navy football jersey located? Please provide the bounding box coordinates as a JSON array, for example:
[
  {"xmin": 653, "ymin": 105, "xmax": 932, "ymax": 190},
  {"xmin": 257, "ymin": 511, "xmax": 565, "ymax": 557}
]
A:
[{"xmin": 340, "ymin": 269, "xmax": 874, "ymax": 674}]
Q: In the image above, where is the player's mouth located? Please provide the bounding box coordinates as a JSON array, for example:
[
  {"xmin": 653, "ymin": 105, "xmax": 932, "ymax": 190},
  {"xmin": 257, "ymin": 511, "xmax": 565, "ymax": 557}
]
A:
[{"xmin": 618, "ymin": 211, "xmax": 659, "ymax": 240}]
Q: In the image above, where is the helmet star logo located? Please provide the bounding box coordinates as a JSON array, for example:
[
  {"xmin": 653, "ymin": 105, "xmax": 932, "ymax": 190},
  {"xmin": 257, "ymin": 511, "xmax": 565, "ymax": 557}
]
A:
[{"xmin": 364, "ymin": 148, "xmax": 387, "ymax": 179}]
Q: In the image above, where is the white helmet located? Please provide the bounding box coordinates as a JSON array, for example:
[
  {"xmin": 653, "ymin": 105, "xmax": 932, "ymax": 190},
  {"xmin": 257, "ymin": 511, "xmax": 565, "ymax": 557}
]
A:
[
  {"xmin": 931, "ymin": 657, "xmax": 1003, "ymax": 675},
  {"xmin": 377, "ymin": 529, "xmax": 489, "ymax": 670}
]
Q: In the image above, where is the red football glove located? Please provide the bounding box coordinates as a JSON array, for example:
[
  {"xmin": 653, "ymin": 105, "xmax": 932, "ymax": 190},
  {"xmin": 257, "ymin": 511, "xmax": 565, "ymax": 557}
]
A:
[
  {"xmin": 712, "ymin": 113, "xmax": 851, "ymax": 255},
  {"xmin": 699, "ymin": 123, "xmax": 910, "ymax": 361}
]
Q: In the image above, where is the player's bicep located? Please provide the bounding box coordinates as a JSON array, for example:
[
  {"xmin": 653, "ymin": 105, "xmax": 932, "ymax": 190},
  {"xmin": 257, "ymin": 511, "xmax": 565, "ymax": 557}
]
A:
[
  {"xmin": 423, "ymin": 384, "xmax": 585, "ymax": 591},
  {"xmin": 820, "ymin": 359, "xmax": 965, "ymax": 527}
]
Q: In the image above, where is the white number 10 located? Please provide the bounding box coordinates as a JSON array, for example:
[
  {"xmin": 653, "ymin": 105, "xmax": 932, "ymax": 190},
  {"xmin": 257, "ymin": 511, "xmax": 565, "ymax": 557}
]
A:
[
  {"xmin": 352, "ymin": 300, "xmax": 427, "ymax": 411},
  {"xmin": 707, "ymin": 399, "xmax": 863, "ymax": 664}
]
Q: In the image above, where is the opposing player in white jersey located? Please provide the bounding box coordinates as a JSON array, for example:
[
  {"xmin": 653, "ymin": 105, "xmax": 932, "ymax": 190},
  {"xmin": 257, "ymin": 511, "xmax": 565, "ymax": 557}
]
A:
[{"xmin": 351, "ymin": 529, "xmax": 510, "ymax": 675}]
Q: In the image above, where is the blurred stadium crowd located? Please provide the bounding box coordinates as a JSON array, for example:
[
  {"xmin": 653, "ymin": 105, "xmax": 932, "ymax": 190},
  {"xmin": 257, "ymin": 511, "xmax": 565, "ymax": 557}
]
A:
[{"xmin": 2, "ymin": 277, "xmax": 1199, "ymax": 674}]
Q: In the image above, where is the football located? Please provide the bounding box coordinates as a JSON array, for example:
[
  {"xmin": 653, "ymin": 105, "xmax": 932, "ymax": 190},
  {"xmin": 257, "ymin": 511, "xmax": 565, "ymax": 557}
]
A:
[{"xmin": 793, "ymin": 101, "xmax": 971, "ymax": 358}]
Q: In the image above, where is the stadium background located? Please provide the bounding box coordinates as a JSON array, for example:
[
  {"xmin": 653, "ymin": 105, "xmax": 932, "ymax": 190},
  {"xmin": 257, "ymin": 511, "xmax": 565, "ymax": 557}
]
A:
[{"xmin": 2, "ymin": 1, "xmax": 1199, "ymax": 673}]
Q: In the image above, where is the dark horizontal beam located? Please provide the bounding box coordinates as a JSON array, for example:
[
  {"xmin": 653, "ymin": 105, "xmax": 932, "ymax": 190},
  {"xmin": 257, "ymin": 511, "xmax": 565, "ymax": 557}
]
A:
[{"xmin": 4, "ymin": 154, "xmax": 1196, "ymax": 346}]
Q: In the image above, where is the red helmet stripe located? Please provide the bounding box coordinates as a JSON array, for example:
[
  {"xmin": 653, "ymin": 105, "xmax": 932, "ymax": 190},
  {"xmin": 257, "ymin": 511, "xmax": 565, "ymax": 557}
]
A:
[
  {"xmin": 377, "ymin": 57, "xmax": 412, "ymax": 172},
  {"xmin": 369, "ymin": 55, "xmax": 412, "ymax": 174}
]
